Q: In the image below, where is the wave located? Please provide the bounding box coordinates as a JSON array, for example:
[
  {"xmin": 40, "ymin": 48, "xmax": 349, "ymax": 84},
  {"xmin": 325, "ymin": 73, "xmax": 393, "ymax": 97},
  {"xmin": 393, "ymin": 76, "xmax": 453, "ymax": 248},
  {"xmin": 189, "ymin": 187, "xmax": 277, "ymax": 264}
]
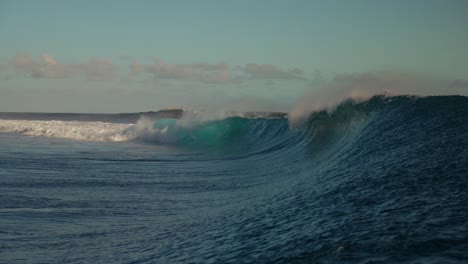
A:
[{"xmin": 1, "ymin": 95, "xmax": 467, "ymax": 151}]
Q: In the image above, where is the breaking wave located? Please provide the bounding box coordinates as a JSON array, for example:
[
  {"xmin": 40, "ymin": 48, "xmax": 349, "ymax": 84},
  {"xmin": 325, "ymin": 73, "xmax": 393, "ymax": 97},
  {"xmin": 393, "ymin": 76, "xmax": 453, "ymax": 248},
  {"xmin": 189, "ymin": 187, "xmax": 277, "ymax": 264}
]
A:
[{"xmin": 1, "ymin": 95, "xmax": 466, "ymax": 151}]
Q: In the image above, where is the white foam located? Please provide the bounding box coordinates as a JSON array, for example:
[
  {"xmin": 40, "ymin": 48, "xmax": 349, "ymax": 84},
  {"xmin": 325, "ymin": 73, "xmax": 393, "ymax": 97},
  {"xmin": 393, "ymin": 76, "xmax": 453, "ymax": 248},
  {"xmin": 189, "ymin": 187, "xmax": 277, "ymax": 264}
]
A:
[
  {"xmin": 0, "ymin": 119, "xmax": 134, "ymax": 142},
  {"xmin": 0, "ymin": 114, "xmax": 283, "ymax": 143}
]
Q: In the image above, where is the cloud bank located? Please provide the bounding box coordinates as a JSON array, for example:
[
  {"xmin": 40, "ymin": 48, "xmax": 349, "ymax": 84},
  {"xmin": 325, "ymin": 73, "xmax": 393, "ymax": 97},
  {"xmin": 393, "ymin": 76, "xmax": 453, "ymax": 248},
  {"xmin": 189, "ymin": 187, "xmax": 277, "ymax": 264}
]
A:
[
  {"xmin": 4, "ymin": 53, "xmax": 307, "ymax": 83},
  {"xmin": 2, "ymin": 53, "xmax": 466, "ymax": 114},
  {"xmin": 242, "ymin": 64, "xmax": 304, "ymax": 80},
  {"xmin": 130, "ymin": 59, "xmax": 305, "ymax": 83},
  {"xmin": 9, "ymin": 53, "xmax": 117, "ymax": 81}
]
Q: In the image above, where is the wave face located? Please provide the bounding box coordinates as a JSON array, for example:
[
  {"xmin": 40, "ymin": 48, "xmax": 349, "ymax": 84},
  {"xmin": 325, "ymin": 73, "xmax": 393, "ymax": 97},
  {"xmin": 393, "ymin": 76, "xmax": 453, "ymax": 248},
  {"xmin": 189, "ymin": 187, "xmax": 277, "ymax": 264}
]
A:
[{"xmin": 0, "ymin": 95, "xmax": 467, "ymax": 263}]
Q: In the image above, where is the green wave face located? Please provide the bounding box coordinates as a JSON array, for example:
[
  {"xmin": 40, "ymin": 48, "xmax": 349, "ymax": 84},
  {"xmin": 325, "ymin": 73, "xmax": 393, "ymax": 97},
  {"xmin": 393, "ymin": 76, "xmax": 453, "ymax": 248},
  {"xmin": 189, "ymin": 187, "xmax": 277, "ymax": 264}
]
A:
[{"xmin": 153, "ymin": 117, "xmax": 251, "ymax": 148}]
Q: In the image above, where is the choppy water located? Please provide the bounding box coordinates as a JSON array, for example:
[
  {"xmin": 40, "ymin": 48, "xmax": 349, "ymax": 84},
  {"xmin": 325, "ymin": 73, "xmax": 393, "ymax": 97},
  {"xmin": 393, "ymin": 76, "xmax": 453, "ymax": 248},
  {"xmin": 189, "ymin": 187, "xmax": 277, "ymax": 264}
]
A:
[{"xmin": 1, "ymin": 95, "xmax": 467, "ymax": 263}]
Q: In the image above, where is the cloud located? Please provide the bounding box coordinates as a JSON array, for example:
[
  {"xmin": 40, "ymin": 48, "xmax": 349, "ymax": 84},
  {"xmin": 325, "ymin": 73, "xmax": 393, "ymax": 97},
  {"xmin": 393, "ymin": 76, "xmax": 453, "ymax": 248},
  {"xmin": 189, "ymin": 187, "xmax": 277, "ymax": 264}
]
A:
[
  {"xmin": 41, "ymin": 53, "xmax": 58, "ymax": 65},
  {"xmin": 129, "ymin": 61, "xmax": 143, "ymax": 76},
  {"xmin": 10, "ymin": 53, "xmax": 69, "ymax": 78},
  {"xmin": 11, "ymin": 53, "xmax": 35, "ymax": 73},
  {"xmin": 7, "ymin": 53, "xmax": 118, "ymax": 81},
  {"xmin": 83, "ymin": 59, "xmax": 117, "ymax": 81},
  {"xmin": 32, "ymin": 64, "xmax": 70, "ymax": 79},
  {"xmin": 119, "ymin": 54, "xmax": 133, "ymax": 61},
  {"xmin": 12, "ymin": 53, "xmax": 34, "ymax": 67},
  {"xmin": 132, "ymin": 59, "xmax": 306, "ymax": 83},
  {"xmin": 4, "ymin": 53, "xmax": 307, "ymax": 83},
  {"xmin": 145, "ymin": 60, "xmax": 195, "ymax": 80},
  {"xmin": 138, "ymin": 59, "xmax": 236, "ymax": 83},
  {"xmin": 242, "ymin": 64, "xmax": 305, "ymax": 80},
  {"xmin": 144, "ymin": 60, "xmax": 230, "ymax": 81},
  {"xmin": 201, "ymin": 70, "xmax": 232, "ymax": 83},
  {"xmin": 30, "ymin": 53, "xmax": 71, "ymax": 78},
  {"xmin": 191, "ymin": 63, "xmax": 229, "ymax": 71}
]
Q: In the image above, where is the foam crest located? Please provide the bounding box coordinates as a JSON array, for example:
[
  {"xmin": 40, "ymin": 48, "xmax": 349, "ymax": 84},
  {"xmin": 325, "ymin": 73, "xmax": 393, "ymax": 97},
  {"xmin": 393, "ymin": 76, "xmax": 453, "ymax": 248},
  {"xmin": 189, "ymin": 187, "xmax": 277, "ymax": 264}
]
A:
[
  {"xmin": 0, "ymin": 119, "xmax": 133, "ymax": 142},
  {"xmin": 129, "ymin": 117, "xmax": 180, "ymax": 143}
]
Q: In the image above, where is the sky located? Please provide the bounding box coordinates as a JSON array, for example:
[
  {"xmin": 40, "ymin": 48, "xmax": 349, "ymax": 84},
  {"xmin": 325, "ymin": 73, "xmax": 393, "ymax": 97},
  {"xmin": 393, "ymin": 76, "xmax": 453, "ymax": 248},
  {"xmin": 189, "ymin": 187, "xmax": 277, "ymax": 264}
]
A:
[{"xmin": 0, "ymin": 0, "xmax": 467, "ymax": 113}]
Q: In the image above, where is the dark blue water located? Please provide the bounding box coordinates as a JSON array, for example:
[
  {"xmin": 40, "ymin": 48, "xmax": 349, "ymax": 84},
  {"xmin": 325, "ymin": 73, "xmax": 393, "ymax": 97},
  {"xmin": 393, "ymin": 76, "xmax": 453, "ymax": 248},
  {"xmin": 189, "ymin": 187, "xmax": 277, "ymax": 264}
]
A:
[{"xmin": 1, "ymin": 95, "xmax": 467, "ymax": 263}]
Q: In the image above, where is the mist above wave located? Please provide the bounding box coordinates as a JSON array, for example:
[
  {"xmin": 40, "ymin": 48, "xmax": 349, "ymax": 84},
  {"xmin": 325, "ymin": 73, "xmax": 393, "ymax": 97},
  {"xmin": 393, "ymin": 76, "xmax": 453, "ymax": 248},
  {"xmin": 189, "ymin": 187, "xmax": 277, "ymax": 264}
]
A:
[{"xmin": 288, "ymin": 72, "xmax": 467, "ymax": 127}]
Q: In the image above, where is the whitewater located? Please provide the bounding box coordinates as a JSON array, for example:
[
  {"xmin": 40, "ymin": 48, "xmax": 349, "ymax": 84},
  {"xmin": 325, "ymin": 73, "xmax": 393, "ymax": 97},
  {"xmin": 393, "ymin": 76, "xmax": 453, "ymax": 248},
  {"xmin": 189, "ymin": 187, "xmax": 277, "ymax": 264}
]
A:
[{"xmin": 0, "ymin": 95, "xmax": 467, "ymax": 263}]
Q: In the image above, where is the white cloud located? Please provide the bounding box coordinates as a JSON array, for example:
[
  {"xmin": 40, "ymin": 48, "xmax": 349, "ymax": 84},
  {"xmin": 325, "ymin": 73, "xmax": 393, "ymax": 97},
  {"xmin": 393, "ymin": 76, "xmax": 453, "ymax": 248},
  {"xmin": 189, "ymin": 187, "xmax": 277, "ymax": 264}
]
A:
[
  {"xmin": 6, "ymin": 53, "xmax": 118, "ymax": 81},
  {"xmin": 41, "ymin": 53, "xmax": 58, "ymax": 65},
  {"xmin": 5, "ymin": 53, "xmax": 308, "ymax": 84},
  {"xmin": 242, "ymin": 64, "xmax": 304, "ymax": 80}
]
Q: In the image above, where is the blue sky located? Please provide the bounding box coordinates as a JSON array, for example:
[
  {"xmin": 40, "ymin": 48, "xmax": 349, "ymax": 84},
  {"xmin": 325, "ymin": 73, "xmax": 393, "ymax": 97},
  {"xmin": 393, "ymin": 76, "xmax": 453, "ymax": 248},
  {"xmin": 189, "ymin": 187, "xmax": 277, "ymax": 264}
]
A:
[{"xmin": 0, "ymin": 0, "xmax": 467, "ymax": 112}]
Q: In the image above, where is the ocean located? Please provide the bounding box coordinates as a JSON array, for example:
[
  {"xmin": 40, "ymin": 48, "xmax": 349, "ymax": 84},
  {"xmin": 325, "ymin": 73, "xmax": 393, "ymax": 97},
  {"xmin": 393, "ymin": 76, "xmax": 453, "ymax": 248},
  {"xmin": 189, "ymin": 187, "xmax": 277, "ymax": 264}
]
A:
[{"xmin": 0, "ymin": 95, "xmax": 467, "ymax": 263}]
